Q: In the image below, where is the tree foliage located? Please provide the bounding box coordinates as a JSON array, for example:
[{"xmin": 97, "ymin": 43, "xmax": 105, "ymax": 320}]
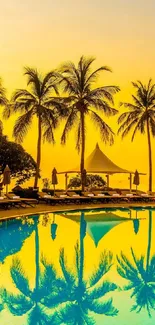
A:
[
  {"xmin": 0, "ymin": 135, "xmax": 37, "ymax": 184},
  {"xmin": 68, "ymin": 174, "xmax": 106, "ymax": 189},
  {"xmin": 59, "ymin": 56, "xmax": 120, "ymax": 150},
  {"xmin": 118, "ymin": 79, "xmax": 155, "ymax": 191},
  {"xmin": 7, "ymin": 67, "xmax": 67, "ymax": 187}
]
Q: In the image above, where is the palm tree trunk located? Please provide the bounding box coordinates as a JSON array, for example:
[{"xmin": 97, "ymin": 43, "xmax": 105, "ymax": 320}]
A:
[
  {"xmin": 34, "ymin": 115, "xmax": 42, "ymax": 188},
  {"xmin": 79, "ymin": 212, "xmax": 85, "ymax": 285},
  {"xmin": 80, "ymin": 112, "xmax": 85, "ymax": 192},
  {"xmin": 146, "ymin": 210, "xmax": 152, "ymax": 272},
  {"xmin": 35, "ymin": 219, "xmax": 39, "ymax": 295},
  {"xmin": 146, "ymin": 118, "xmax": 152, "ymax": 192}
]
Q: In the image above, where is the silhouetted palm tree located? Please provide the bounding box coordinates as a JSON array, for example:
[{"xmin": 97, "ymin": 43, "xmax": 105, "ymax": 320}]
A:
[
  {"xmin": 117, "ymin": 211, "xmax": 155, "ymax": 317},
  {"xmin": 58, "ymin": 56, "xmax": 120, "ymax": 190},
  {"xmin": 2, "ymin": 218, "xmax": 59, "ymax": 324},
  {"xmin": 118, "ymin": 79, "xmax": 155, "ymax": 192},
  {"xmin": 43, "ymin": 212, "xmax": 118, "ymax": 324},
  {"xmin": 9, "ymin": 68, "xmax": 65, "ymax": 188}
]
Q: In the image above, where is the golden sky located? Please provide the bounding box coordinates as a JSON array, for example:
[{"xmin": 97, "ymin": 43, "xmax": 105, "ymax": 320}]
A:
[{"xmin": 1, "ymin": 0, "xmax": 155, "ymax": 190}]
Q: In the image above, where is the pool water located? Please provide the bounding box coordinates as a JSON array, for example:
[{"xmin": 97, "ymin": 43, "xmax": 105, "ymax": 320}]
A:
[{"xmin": 0, "ymin": 207, "xmax": 155, "ymax": 324}]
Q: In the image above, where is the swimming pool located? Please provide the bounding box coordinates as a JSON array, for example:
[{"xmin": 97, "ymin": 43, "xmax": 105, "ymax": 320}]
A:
[{"xmin": 0, "ymin": 206, "xmax": 155, "ymax": 324}]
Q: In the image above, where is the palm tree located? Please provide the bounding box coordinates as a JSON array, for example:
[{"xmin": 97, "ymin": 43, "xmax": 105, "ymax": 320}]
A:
[
  {"xmin": 117, "ymin": 210, "xmax": 155, "ymax": 317},
  {"xmin": 1, "ymin": 217, "xmax": 59, "ymax": 324},
  {"xmin": 43, "ymin": 213, "xmax": 118, "ymax": 324},
  {"xmin": 118, "ymin": 79, "xmax": 155, "ymax": 192},
  {"xmin": 9, "ymin": 68, "xmax": 65, "ymax": 188},
  {"xmin": 58, "ymin": 56, "xmax": 120, "ymax": 190}
]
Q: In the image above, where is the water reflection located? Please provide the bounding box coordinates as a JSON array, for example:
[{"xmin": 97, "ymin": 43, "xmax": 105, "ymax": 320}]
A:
[
  {"xmin": 51, "ymin": 214, "xmax": 58, "ymax": 241},
  {"xmin": 2, "ymin": 217, "xmax": 58, "ymax": 324},
  {"xmin": 117, "ymin": 210, "xmax": 155, "ymax": 317},
  {"xmin": 0, "ymin": 208, "xmax": 154, "ymax": 324},
  {"xmin": 51, "ymin": 212, "xmax": 118, "ymax": 324},
  {"xmin": 0, "ymin": 217, "xmax": 35, "ymax": 263}
]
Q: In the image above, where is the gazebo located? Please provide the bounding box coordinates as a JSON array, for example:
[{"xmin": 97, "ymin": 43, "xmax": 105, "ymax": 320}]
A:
[{"xmin": 58, "ymin": 143, "xmax": 145, "ymax": 190}]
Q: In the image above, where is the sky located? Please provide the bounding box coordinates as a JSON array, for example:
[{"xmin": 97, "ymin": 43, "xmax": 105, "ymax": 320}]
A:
[{"xmin": 1, "ymin": 0, "xmax": 155, "ymax": 190}]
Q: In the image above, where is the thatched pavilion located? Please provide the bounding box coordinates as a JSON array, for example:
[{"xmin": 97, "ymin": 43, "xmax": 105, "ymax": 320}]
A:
[{"xmin": 58, "ymin": 143, "xmax": 145, "ymax": 191}]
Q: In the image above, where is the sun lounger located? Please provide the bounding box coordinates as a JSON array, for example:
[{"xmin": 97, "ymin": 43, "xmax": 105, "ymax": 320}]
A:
[
  {"xmin": 139, "ymin": 193, "xmax": 155, "ymax": 202},
  {"xmin": 82, "ymin": 192, "xmax": 110, "ymax": 203},
  {"xmin": 7, "ymin": 194, "xmax": 38, "ymax": 207},
  {"xmin": 67, "ymin": 191, "xmax": 81, "ymax": 198},
  {"xmin": 54, "ymin": 191, "xmax": 68, "ymax": 198},
  {"xmin": 38, "ymin": 192, "xmax": 59, "ymax": 204},
  {"xmin": 0, "ymin": 196, "xmax": 23, "ymax": 209}
]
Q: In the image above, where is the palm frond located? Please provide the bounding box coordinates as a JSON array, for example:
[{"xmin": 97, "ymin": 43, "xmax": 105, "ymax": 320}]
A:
[
  {"xmin": 149, "ymin": 116, "xmax": 155, "ymax": 137},
  {"xmin": 89, "ymin": 251, "xmax": 113, "ymax": 287},
  {"xmin": 0, "ymin": 81, "xmax": 8, "ymax": 106},
  {"xmin": 88, "ymin": 98, "xmax": 118, "ymax": 116},
  {"xmin": 11, "ymin": 89, "xmax": 36, "ymax": 102},
  {"xmin": 41, "ymin": 106, "xmax": 58, "ymax": 143},
  {"xmin": 59, "ymin": 248, "xmax": 75, "ymax": 286},
  {"xmin": 89, "ymin": 110, "xmax": 114, "ymax": 145},
  {"xmin": 24, "ymin": 67, "xmax": 42, "ymax": 98},
  {"xmin": 131, "ymin": 117, "xmax": 146, "ymax": 141},
  {"xmin": 119, "ymin": 102, "xmax": 141, "ymax": 111},
  {"xmin": 88, "ymin": 299, "xmax": 118, "ymax": 316},
  {"xmin": 41, "ymin": 70, "xmax": 59, "ymax": 97},
  {"xmin": 88, "ymin": 86, "xmax": 119, "ymax": 104},
  {"xmin": 131, "ymin": 95, "xmax": 144, "ymax": 108},
  {"xmin": 43, "ymin": 125, "xmax": 55, "ymax": 143},
  {"xmin": 42, "ymin": 291, "xmax": 69, "ymax": 309},
  {"xmin": 85, "ymin": 66, "xmax": 112, "ymax": 86},
  {"xmin": 0, "ymin": 120, "xmax": 3, "ymax": 136},
  {"xmin": 40, "ymin": 257, "xmax": 57, "ymax": 297},
  {"xmin": 119, "ymin": 117, "xmax": 139, "ymax": 139},
  {"xmin": 61, "ymin": 108, "xmax": 78, "ymax": 144},
  {"xmin": 28, "ymin": 304, "xmax": 58, "ymax": 325},
  {"xmin": 10, "ymin": 258, "xmax": 31, "ymax": 297},
  {"xmin": 87, "ymin": 280, "xmax": 117, "ymax": 299},
  {"xmin": 2, "ymin": 102, "xmax": 13, "ymax": 119},
  {"xmin": 117, "ymin": 253, "xmax": 140, "ymax": 284},
  {"xmin": 118, "ymin": 111, "xmax": 132, "ymax": 125},
  {"xmin": 57, "ymin": 303, "xmax": 78, "ymax": 324},
  {"xmin": 5, "ymin": 292, "xmax": 33, "ymax": 316},
  {"xmin": 13, "ymin": 108, "xmax": 34, "ymax": 143}
]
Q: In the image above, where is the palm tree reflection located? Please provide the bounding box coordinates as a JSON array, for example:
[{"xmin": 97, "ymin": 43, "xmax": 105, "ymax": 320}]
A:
[
  {"xmin": 2, "ymin": 212, "xmax": 118, "ymax": 324},
  {"xmin": 117, "ymin": 210, "xmax": 155, "ymax": 317},
  {"xmin": 2, "ymin": 217, "xmax": 59, "ymax": 324},
  {"xmin": 43, "ymin": 212, "xmax": 118, "ymax": 324}
]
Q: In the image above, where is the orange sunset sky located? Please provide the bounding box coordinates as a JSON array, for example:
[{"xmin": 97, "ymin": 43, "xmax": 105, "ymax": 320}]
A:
[{"xmin": 1, "ymin": 0, "xmax": 155, "ymax": 190}]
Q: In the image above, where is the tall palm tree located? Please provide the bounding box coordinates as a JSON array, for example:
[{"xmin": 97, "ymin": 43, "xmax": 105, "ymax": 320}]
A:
[
  {"xmin": 43, "ymin": 213, "xmax": 118, "ymax": 324},
  {"xmin": 58, "ymin": 56, "xmax": 120, "ymax": 190},
  {"xmin": 117, "ymin": 210, "xmax": 155, "ymax": 317},
  {"xmin": 118, "ymin": 79, "xmax": 155, "ymax": 192},
  {"xmin": 1, "ymin": 217, "xmax": 59, "ymax": 324},
  {"xmin": 9, "ymin": 68, "xmax": 65, "ymax": 188}
]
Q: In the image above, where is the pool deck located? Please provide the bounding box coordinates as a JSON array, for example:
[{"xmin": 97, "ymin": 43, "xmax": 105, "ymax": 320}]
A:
[{"xmin": 0, "ymin": 201, "xmax": 155, "ymax": 221}]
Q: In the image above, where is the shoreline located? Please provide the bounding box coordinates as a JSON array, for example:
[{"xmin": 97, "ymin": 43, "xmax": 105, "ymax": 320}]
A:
[{"xmin": 0, "ymin": 201, "xmax": 155, "ymax": 222}]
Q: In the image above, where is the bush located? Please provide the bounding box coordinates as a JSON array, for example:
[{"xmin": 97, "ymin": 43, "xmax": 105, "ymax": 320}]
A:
[{"xmin": 68, "ymin": 174, "xmax": 106, "ymax": 189}]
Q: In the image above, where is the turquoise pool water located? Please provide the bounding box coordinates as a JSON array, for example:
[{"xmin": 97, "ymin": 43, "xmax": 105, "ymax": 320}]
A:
[{"xmin": 0, "ymin": 206, "xmax": 155, "ymax": 324}]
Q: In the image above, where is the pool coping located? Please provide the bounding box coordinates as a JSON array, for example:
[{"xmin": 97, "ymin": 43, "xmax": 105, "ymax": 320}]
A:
[{"xmin": 0, "ymin": 202, "xmax": 155, "ymax": 222}]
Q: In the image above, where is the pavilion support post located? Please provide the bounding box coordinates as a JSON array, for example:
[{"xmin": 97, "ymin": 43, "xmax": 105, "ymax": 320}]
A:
[
  {"xmin": 65, "ymin": 173, "xmax": 68, "ymax": 191},
  {"xmin": 106, "ymin": 175, "xmax": 110, "ymax": 188},
  {"xmin": 129, "ymin": 173, "xmax": 132, "ymax": 193}
]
